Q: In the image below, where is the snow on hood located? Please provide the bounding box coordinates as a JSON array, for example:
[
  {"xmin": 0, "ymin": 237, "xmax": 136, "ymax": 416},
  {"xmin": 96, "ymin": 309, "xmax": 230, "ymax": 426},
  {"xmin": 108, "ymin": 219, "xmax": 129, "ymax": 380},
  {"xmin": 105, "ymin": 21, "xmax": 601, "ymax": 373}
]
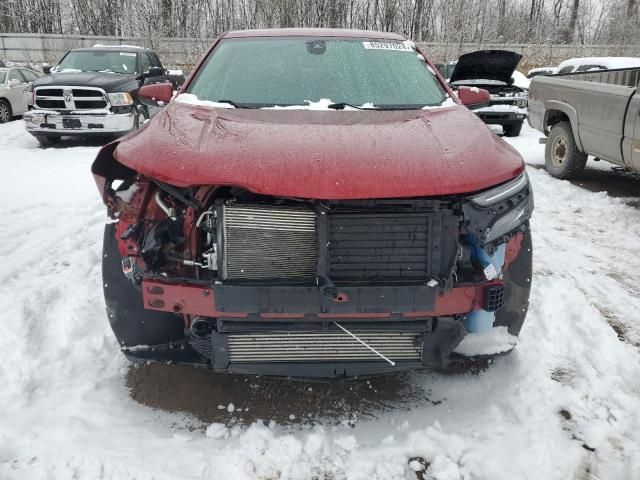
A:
[{"xmin": 111, "ymin": 100, "xmax": 524, "ymax": 199}]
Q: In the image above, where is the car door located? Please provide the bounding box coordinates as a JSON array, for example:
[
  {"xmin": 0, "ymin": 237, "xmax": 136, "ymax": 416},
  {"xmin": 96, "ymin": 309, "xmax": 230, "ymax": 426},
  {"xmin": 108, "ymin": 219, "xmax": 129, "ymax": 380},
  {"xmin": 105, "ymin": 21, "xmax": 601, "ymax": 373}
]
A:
[{"xmin": 6, "ymin": 69, "xmax": 28, "ymax": 115}]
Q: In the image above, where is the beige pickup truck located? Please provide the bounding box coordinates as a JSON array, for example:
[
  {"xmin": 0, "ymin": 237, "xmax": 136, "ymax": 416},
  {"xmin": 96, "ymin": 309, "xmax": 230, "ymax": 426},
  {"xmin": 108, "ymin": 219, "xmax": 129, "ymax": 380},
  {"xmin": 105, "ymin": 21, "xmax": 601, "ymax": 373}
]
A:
[{"xmin": 528, "ymin": 67, "xmax": 640, "ymax": 178}]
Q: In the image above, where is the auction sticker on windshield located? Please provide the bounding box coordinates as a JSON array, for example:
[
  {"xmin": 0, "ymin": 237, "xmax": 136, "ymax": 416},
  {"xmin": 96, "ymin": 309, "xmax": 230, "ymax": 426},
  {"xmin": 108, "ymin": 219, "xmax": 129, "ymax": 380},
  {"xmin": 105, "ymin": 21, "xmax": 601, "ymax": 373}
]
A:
[{"xmin": 362, "ymin": 41, "xmax": 413, "ymax": 52}]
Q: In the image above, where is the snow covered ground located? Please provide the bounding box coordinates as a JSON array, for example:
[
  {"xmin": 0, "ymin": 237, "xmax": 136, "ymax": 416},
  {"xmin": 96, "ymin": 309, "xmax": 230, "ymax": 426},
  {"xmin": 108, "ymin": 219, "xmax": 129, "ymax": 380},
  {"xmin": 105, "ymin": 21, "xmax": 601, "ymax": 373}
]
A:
[{"xmin": 1, "ymin": 120, "xmax": 639, "ymax": 480}]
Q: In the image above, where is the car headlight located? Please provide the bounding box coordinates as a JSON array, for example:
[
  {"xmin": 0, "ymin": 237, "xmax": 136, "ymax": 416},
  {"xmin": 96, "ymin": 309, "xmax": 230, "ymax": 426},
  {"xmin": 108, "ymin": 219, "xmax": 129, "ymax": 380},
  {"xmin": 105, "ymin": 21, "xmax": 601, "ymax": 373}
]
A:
[
  {"xmin": 464, "ymin": 173, "xmax": 534, "ymax": 245},
  {"xmin": 469, "ymin": 173, "xmax": 529, "ymax": 206},
  {"xmin": 108, "ymin": 92, "xmax": 133, "ymax": 106}
]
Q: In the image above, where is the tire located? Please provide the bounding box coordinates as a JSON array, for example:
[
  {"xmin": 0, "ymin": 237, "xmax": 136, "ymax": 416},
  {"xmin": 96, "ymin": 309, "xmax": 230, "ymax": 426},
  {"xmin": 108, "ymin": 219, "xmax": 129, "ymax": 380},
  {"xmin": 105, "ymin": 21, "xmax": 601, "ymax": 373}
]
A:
[
  {"xmin": 0, "ymin": 99, "xmax": 12, "ymax": 123},
  {"xmin": 545, "ymin": 121, "xmax": 587, "ymax": 179},
  {"xmin": 503, "ymin": 123, "xmax": 523, "ymax": 137},
  {"xmin": 34, "ymin": 134, "xmax": 61, "ymax": 147},
  {"xmin": 102, "ymin": 223, "xmax": 187, "ymax": 352}
]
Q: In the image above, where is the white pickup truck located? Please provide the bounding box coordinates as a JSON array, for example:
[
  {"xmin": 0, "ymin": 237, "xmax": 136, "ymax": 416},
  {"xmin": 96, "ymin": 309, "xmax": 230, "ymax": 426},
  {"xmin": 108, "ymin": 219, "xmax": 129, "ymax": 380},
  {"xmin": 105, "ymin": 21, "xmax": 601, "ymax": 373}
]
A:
[{"xmin": 528, "ymin": 67, "xmax": 640, "ymax": 178}]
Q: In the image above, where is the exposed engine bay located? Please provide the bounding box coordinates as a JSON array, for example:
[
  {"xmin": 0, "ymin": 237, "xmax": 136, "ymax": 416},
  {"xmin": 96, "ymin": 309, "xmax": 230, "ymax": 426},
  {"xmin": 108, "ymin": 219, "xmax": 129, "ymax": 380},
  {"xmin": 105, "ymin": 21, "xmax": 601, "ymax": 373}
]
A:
[{"xmin": 96, "ymin": 163, "xmax": 533, "ymax": 376}]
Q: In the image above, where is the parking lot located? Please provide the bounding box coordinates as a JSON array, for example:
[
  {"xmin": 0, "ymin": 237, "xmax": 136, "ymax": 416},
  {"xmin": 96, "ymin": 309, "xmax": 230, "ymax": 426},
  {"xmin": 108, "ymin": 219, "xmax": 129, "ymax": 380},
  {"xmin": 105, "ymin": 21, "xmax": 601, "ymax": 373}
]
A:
[{"xmin": 1, "ymin": 120, "xmax": 639, "ymax": 479}]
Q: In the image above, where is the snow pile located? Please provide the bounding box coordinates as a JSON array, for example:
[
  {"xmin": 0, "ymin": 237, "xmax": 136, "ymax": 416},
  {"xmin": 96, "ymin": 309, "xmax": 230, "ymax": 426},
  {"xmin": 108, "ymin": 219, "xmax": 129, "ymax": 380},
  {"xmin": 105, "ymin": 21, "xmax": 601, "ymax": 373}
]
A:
[
  {"xmin": 454, "ymin": 326, "xmax": 518, "ymax": 356},
  {"xmin": 0, "ymin": 120, "xmax": 639, "ymax": 479}
]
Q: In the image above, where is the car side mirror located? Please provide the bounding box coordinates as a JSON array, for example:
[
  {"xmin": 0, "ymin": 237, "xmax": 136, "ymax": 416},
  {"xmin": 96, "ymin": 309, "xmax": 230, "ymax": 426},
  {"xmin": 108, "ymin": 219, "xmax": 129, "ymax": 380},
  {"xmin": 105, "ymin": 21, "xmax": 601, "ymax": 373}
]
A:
[
  {"xmin": 456, "ymin": 86, "xmax": 490, "ymax": 108},
  {"xmin": 9, "ymin": 78, "xmax": 21, "ymax": 87},
  {"xmin": 139, "ymin": 82, "xmax": 173, "ymax": 104},
  {"xmin": 42, "ymin": 64, "xmax": 51, "ymax": 74}
]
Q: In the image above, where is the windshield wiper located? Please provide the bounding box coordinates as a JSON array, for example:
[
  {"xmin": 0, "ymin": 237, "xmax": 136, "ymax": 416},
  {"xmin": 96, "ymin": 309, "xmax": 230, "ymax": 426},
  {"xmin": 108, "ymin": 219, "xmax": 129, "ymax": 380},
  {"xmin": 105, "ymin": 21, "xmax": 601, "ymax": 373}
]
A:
[{"xmin": 327, "ymin": 102, "xmax": 375, "ymax": 110}]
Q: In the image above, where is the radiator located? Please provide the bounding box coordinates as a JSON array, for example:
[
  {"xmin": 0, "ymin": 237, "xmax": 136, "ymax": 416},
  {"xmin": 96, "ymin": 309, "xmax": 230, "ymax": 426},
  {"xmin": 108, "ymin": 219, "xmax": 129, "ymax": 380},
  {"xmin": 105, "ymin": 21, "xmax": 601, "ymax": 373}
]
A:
[
  {"xmin": 227, "ymin": 330, "xmax": 422, "ymax": 363},
  {"xmin": 222, "ymin": 204, "xmax": 318, "ymax": 280}
]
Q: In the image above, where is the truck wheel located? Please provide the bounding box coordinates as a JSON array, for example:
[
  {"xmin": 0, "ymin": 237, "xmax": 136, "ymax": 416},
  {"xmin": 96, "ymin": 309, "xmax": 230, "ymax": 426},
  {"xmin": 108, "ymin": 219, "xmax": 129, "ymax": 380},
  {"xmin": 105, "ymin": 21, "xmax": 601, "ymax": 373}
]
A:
[
  {"xmin": 503, "ymin": 123, "xmax": 522, "ymax": 137},
  {"xmin": 102, "ymin": 223, "xmax": 187, "ymax": 352},
  {"xmin": 545, "ymin": 122, "xmax": 587, "ymax": 179},
  {"xmin": 34, "ymin": 135, "xmax": 61, "ymax": 147},
  {"xmin": 0, "ymin": 99, "xmax": 12, "ymax": 123}
]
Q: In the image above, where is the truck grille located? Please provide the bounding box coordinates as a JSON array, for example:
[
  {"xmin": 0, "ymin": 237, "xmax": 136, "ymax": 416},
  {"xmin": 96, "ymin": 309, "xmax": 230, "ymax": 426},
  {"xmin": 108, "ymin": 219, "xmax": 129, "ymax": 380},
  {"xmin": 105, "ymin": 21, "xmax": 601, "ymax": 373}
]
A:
[
  {"xmin": 227, "ymin": 330, "xmax": 422, "ymax": 363},
  {"xmin": 329, "ymin": 213, "xmax": 432, "ymax": 281},
  {"xmin": 222, "ymin": 204, "xmax": 318, "ymax": 280},
  {"xmin": 34, "ymin": 86, "xmax": 108, "ymax": 111}
]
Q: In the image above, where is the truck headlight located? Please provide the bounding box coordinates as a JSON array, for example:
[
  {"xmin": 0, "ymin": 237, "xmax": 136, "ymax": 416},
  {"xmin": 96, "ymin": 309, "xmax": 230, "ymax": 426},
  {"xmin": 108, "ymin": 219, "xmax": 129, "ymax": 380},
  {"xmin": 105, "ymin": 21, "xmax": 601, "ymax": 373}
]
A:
[
  {"xmin": 30, "ymin": 114, "xmax": 45, "ymax": 124},
  {"xmin": 464, "ymin": 173, "xmax": 534, "ymax": 245},
  {"xmin": 108, "ymin": 92, "xmax": 133, "ymax": 106}
]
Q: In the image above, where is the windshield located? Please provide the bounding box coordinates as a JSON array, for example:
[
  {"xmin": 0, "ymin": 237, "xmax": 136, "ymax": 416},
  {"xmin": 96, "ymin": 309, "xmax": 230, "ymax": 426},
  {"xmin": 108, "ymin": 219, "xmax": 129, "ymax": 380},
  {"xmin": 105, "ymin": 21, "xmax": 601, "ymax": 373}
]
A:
[
  {"xmin": 0, "ymin": 71, "xmax": 5, "ymax": 83},
  {"xmin": 54, "ymin": 51, "xmax": 137, "ymax": 74},
  {"xmin": 187, "ymin": 38, "xmax": 447, "ymax": 109}
]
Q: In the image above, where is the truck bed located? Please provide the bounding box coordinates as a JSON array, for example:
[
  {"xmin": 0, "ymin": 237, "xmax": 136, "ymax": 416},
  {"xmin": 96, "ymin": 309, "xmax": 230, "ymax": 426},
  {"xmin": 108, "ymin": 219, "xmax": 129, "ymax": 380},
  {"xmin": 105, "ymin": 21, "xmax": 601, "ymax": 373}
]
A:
[{"xmin": 528, "ymin": 67, "xmax": 639, "ymax": 167}]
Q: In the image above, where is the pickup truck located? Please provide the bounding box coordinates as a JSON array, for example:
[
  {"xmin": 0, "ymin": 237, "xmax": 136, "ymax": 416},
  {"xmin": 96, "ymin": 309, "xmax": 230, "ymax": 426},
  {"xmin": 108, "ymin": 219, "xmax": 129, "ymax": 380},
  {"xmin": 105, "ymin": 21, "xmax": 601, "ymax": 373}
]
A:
[
  {"xmin": 528, "ymin": 67, "xmax": 640, "ymax": 178},
  {"xmin": 92, "ymin": 29, "xmax": 534, "ymax": 377},
  {"xmin": 23, "ymin": 45, "xmax": 176, "ymax": 146}
]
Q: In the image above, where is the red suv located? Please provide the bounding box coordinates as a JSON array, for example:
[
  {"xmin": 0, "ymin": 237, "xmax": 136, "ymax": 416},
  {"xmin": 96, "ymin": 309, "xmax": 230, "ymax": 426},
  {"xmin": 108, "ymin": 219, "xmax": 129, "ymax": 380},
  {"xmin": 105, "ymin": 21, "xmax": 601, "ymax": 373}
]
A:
[{"xmin": 93, "ymin": 29, "xmax": 533, "ymax": 377}]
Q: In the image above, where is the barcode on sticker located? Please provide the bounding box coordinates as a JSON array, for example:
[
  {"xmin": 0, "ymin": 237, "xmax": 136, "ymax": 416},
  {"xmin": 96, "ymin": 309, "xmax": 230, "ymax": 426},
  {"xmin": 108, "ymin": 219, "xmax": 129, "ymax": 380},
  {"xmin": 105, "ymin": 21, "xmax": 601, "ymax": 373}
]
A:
[{"xmin": 363, "ymin": 41, "xmax": 413, "ymax": 52}]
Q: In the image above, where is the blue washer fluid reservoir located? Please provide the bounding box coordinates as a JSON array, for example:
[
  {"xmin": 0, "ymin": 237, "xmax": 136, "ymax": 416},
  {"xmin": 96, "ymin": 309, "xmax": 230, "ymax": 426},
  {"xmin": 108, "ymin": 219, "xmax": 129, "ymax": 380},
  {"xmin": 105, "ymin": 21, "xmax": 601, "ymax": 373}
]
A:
[{"xmin": 464, "ymin": 242, "xmax": 506, "ymax": 333}]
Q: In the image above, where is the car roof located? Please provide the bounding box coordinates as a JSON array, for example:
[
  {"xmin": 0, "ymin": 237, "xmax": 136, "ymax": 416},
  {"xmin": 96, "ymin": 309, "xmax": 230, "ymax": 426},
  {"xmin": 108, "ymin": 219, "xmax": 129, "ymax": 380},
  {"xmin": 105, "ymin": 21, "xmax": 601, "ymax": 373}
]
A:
[
  {"xmin": 223, "ymin": 28, "xmax": 406, "ymax": 41},
  {"xmin": 71, "ymin": 46, "xmax": 149, "ymax": 53}
]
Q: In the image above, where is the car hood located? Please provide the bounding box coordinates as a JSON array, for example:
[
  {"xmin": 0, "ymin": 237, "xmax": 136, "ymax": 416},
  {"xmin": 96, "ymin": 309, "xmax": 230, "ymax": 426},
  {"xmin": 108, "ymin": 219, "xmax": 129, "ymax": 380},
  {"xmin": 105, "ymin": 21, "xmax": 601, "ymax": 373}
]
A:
[
  {"xmin": 450, "ymin": 50, "xmax": 523, "ymax": 85},
  {"xmin": 33, "ymin": 71, "xmax": 137, "ymax": 92},
  {"xmin": 111, "ymin": 101, "xmax": 524, "ymax": 199}
]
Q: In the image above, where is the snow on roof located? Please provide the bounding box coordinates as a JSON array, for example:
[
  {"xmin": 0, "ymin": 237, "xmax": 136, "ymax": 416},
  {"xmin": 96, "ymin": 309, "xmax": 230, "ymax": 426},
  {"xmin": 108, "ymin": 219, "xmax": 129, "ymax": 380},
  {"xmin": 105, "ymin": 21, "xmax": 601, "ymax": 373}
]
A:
[
  {"xmin": 557, "ymin": 56, "xmax": 640, "ymax": 71},
  {"xmin": 527, "ymin": 67, "xmax": 556, "ymax": 75},
  {"xmin": 93, "ymin": 44, "xmax": 143, "ymax": 49}
]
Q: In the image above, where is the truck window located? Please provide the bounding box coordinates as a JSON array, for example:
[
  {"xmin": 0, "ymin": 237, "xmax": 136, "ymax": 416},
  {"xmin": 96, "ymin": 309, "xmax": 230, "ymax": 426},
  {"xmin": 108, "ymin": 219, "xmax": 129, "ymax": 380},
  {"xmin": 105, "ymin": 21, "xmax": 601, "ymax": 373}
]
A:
[
  {"xmin": 140, "ymin": 53, "xmax": 151, "ymax": 73},
  {"xmin": 55, "ymin": 50, "xmax": 137, "ymax": 74},
  {"xmin": 557, "ymin": 66, "xmax": 575, "ymax": 74},
  {"xmin": 149, "ymin": 53, "xmax": 162, "ymax": 69},
  {"xmin": 576, "ymin": 64, "xmax": 605, "ymax": 72}
]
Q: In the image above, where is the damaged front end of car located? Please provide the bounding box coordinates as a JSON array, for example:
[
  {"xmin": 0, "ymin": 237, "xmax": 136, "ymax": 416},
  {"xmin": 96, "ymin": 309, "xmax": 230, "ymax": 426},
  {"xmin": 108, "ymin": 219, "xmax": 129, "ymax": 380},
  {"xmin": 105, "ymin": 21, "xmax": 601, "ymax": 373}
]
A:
[{"xmin": 93, "ymin": 145, "xmax": 533, "ymax": 377}]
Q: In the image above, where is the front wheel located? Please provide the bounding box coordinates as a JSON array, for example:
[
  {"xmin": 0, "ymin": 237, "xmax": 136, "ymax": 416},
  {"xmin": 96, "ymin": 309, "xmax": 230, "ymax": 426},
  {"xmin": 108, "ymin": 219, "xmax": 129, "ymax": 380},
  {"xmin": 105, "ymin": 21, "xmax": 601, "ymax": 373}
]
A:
[
  {"xmin": 545, "ymin": 122, "xmax": 587, "ymax": 179},
  {"xmin": 503, "ymin": 123, "xmax": 523, "ymax": 137},
  {"xmin": 0, "ymin": 99, "xmax": 12, "ymax": 123}
]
